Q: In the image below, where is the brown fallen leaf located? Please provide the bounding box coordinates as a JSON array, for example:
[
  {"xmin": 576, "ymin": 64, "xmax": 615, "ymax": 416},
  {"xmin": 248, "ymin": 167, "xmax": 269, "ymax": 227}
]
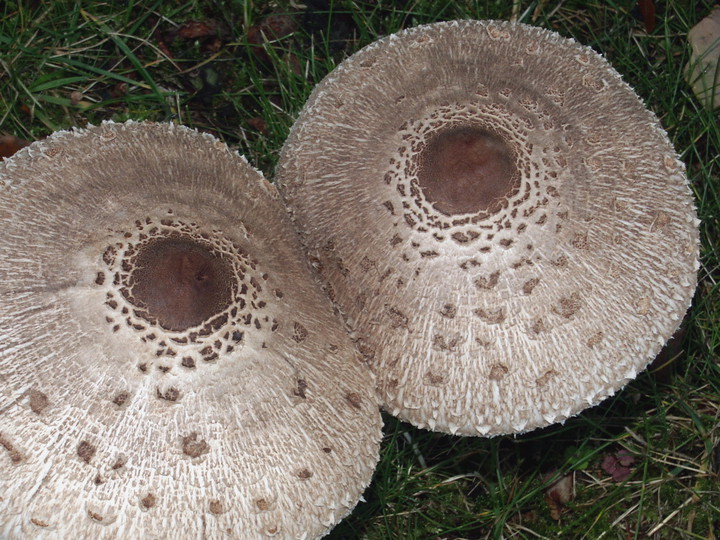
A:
[
  {"xmin": 249, "ymin": 13, "xmax": 296, "ymax": 42},
  {"xmin": 637, "ymin": 0, "xmax": 656, "ymax": 33},
  {"xmin": 687, "ymin": 7, "xmax": 720, "ymax": 109},
  {"xmin": 601, "ymin": 449, "xmax": 635, "ymax": 481},
  {"xmin": 69, "ymin": 91, "xmax": 84, "ymax": 105},
  {"xmin": 543, "ymin": 470, "xmax": 575, "ymax": 520},
  {"xmin": 0, "ymin": 135, "xmax": 30, "ymax": 159},
  {"xmin": 247, "ymin": 117, "xmax": 269, "ymax": 136},
  {"xmin": 154, "ymin": 26, "xmax": 174, "ymax": 58},
  {"xmin": 178, "ymin": 19, "xmax": 218, "ymax": 40},
  {"xmin": 247, "ymin": 13, "xmax": 297, "ymax": 65},
  {"xmin": 109, "ymin": 82, "xmax": 128, "ymax": 99}
]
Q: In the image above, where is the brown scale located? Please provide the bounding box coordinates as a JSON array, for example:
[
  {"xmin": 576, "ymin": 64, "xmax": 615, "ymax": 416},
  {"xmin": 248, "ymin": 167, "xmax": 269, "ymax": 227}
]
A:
[
  {"xmin": 77, "ymin": 440, "xmax": 96, "ymax": 464},
  {"xmin": 392, "ymin": 114, "xmax": 535, "ymax": 249},
  {"xmin": 26, "ymin": 389, "xmax": 49, "ymax": 414},
  {"xmin": 95, "ymin": 219, "xmax": 279, "ymax": 382},
  {"xmin": 0, "ymin": 434, "xmax": 23, "ymax": 464},
  {"xmin": 127, "ymin": 237, "xmax": 235, "ymax": 331},
  {"xmin": 181, "ymin": 432, "xmax": 209, "ymax": 458}
]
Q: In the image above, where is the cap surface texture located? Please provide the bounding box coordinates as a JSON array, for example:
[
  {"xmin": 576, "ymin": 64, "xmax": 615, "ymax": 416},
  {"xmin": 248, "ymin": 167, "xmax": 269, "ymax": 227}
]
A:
[
  {"xmin": 0, "ymin": 121, "xmax": 382, "ymax": 538},
  {"xmin": 276, "ymin": 20, "xmax": 700, "ymax": 436}
]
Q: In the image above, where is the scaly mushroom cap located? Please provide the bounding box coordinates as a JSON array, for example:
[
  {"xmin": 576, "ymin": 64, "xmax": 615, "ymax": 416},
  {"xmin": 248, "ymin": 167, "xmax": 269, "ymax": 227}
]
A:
[
  {"xmin": 276, "ymin": 20, "xmax": 700, "ymax": 436},
  {"xmin": 0, "ymin": 121, "xmax": 382, "ymax": 538}
]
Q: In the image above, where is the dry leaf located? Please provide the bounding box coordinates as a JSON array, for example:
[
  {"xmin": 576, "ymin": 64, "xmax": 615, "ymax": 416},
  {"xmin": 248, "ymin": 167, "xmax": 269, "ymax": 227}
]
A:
[
  {"xmin": 247, "ymin": 117, "xmax": 268, "ymax": 136},
  {"xmin": 687, "ymin": 7, "xmax": 720, "ymax": 109},
  {"xmin": 178, "ymin": 20, "xmax": 218, "ymax": 40},
  {"xmin": 637, "ymin": 0, "xmax": 656, "ymax": 33},
  {"xmin": 0, "ymin": 136, "xmax": 30, "ymax": 159},
  {"xmin": 601, "ymin": 450, "xmax": 635, "ymax": 482},
  {"xmin": 543, "ymin": 470, "xmax": 575, "ymax": 520},
  {"xmin": 247, "ymin": 14, "xmax": 297, "ymax": 65}
]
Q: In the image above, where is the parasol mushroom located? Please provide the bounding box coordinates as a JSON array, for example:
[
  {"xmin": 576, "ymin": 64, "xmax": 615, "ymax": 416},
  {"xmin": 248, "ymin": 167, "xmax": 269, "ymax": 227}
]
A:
[
  {"xmin": 276, "ymin": 20, "xmax": 700, "ymax": 436},
  {"xmin": 0, "ymin": 121, "xmax": 382, "ymax": 538}
]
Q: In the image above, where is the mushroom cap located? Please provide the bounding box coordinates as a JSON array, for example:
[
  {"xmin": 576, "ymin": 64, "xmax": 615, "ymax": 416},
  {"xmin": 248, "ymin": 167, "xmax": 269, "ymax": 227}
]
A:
[
  {"xmin": 0, "ymin": 121, "xmax": 382, "ymax": 538},
  {"xmin": 276, "ymin": 20, "xmax": 700, "ymax": 436}
]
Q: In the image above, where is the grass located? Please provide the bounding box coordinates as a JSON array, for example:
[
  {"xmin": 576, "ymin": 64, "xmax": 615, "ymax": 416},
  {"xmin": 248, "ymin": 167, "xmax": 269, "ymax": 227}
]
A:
[{"xmin": 2, "ymin": 0, "xmax": 719, "ymax": 538}]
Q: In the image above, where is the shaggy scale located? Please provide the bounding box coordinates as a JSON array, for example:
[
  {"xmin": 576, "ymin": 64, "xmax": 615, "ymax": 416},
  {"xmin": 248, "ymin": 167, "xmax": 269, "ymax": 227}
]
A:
[
  {"xmin": 276, "ymin": 20, "xmax": 700, "ymax": 436},
  {"xmin": 0, "ymin": 121, "xmax": 382, "ymax": 539}
]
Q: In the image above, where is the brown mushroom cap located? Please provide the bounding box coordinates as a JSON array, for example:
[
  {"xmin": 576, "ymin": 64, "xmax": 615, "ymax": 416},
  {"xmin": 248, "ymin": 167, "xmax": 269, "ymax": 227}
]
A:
[
  {"xmin": 0, "ymin": 121, "xmax": 381, "ymax": 538},
  {"xmin": 276, "ymin": 20, "xmax": 700, "ymax": 436}
]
